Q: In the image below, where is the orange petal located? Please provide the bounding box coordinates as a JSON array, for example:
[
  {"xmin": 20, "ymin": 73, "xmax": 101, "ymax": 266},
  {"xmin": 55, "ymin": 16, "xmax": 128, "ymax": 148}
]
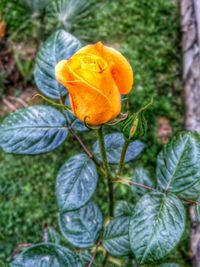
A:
[
  {"xmin": 68, "ymin": 79, "xmax": 120, "ymax": 125},
  {"xmin": 67, "ymin": 53, "xmax": 121, "ymax": 116},
  {"xmin": 55, "ymin": 60, "xmax": 121, "ymax": 125},
  {"xmin": 76, "ymin": 42, "xmax": 134, "ymax": 94},
  {"xmin": 103, "ymin": 46, "xmax": 134, "ymax": 94},
  {"xmin": 55, "ymin": 60, "xmax": 73, "ymax": 87}
]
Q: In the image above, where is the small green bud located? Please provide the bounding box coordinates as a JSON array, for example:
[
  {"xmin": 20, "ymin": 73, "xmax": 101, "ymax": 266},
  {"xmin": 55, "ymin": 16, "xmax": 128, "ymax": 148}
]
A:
[{"xmin": 121, "ymin": 98, "xmax": 153, "ymax": 141}]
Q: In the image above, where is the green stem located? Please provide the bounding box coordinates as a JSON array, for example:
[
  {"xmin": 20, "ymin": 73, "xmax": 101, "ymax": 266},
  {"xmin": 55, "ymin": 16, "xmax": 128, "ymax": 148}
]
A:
[
  {"xmin": 97, "ymin": 127, "xmax": 110, "ymax": 176},
  {"xmin": 118, "ymin": 139, "xmax": 130, "ymax": 175},
  {"xmin": 102, "ymin": 252, "xmax": 109, "ymax": 267},
  {"xmin": 68, "ymin": 126, "xmax": 100, "ymax": 167},
  {"xmin": 97, "ymin": 127, "xmax": 114, "ymax": 217},
  {"xmin": 59, "ymin": 97, "xmax": 101, "ymax": 168},
  {"xmin": 87, "ymin": 239, "xmax": 102, "ymax": 267}
]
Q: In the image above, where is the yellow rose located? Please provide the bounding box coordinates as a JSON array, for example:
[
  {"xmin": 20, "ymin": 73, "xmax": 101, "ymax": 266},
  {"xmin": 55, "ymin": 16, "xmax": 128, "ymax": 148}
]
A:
[{"xmin": 55, "ymin": 42, "xmax": 134, "ymax": 125}]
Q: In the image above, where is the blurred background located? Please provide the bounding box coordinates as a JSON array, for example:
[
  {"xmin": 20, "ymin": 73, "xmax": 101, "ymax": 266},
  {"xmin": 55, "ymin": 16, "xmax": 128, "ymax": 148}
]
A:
[{"xmin": 0, "ymin": 0, "xmax": 188, "ymax": 266}]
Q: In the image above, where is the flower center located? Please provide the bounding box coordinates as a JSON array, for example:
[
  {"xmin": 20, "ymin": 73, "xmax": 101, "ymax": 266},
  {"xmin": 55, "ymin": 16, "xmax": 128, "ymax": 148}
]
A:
[{"xmin": 81, "ymin": 55, "xmax": 107, "ymax": 73}]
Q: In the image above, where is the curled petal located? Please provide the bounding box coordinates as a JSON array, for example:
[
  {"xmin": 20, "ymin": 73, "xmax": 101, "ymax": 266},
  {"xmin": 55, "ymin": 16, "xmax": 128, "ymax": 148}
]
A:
[
  {"xmin": 76, "ymin": 42, "xmax": 134, "ymax": 94},
  {"xmin": 68, "ymin": 80, "xmax": 120, "ymax": 125},
  {"xmin": 55, "ymin": 60, "xmax": 72, "ymax": 87},
  {"xmin": 55, "ymin": 61, "xmax": 121, "ymax": 125},
  {"xmin": 67, "ymin": 53, "xmax": 121, "ymax": 114}
]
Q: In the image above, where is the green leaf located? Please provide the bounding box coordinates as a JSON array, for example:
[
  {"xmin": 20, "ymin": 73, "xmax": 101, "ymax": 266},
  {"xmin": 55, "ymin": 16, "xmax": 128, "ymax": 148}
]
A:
[
  {"xmin": 20, "ymin": 0, "xmax": 48, "ymax": 14},
  {"xmin": 78, "ymin": 251, "xmax": 93, "ymax": 266},
  {"xmin": 64, "ymin": 97, "xmax": 88, "ymax": 132},
  {"xmin": 131, "ymin": 167, "xmax": 155, "ymax": 198},
  {"xmin": 93, "ymin": 133, "xmax": 145, "ymax": 164},
  {"xmin": 34, "ymin": 30, "xmax": 81, "ymax": 99},
  {"xmin": 114, "ymin": 201, "xmax": 134, "ymax": 217},
  {"xmin": 12, "ymin": 243, "xmax": 82, "ymax": 267},
  {"xmin": 103, "ymin": 216, "xmax": 131, "ymax": 257},
  {"xmin": 56, "ymin": 154, "xmax": 98, "ymax": 212},
  {"xmin": 48, "ymin": 0, "xmax": 95, "ymax": 29},
  {"xmin": 156, "ymin": 131, "xmax": 200, "ymax": 199},
  {"xmin": 0, "ymin": 105, "xmax": 68, "ymax": 154},
  {"xmin": 129, "ymin": 192, "xmax": 185, "ymax": 264},
  {"xmin": 59, "ymin": 202, "xmax": 103, "ymax": 248}
]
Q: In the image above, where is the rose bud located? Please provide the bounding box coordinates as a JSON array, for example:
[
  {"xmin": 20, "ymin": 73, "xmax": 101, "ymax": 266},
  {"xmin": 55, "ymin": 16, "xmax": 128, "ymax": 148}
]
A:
[{"xmin": 55, "ymin": 42, "xmax": 134, "ymax": 125}]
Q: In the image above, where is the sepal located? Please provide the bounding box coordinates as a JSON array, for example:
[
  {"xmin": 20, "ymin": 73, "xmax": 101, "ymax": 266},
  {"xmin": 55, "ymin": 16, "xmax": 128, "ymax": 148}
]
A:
[{"xmin": 121, "ymin": 98, "xmax": 153, "ymax": 141}]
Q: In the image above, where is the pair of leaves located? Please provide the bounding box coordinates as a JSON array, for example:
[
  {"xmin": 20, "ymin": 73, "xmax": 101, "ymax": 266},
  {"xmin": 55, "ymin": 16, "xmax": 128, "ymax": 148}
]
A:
[
  {"xmin": 93, "ymin": 132, "xmax": 145, "ymax": 164},
  {"xmin": 103, "ymin": 193, "xmax": 185, "ymax": 264},
  {"xmin": 12, "ymin": 243, "xmax": 82, "ymax": 267},
  {"xmin": 56, "ymin": 154, "xmax": 102, "ymax": 248},
  {"xmin": 126, "ymin": 132, "xmax": 200, "ymax": 264},
  {"xmin": 103, "ymin": 133, "xmax": 194, "ymax": 262}
]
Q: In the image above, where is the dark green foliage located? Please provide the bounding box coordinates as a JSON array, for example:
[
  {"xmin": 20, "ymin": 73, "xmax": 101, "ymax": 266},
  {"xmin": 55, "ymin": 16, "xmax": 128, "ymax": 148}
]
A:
[
  {"xmin": 59, "ymin": 202, "xmax": 103, "ymax": 248},
  {"xmin": 0, "ymin": 0, "xmax": 187, "ymax": 266},
  {"xmin": 0, "ymin": 106, "xmax": 68, "ymax": 154},
  {"xmin": 56, "ymin": 154, "xmax": 98, "ymax": 212},
  {"xmin": 129, "ymin": 192, "xmax": 186, "ymax": 264},
  {"xmin": 47, "ymin": 0, "xmax": 96, "ymax": 31},
  {"xmin": 131, "ymin": 167, "xmax": 155, "ymax": 198},
  {"xmin": 19, "ymin": 0, "xmax": 48, "ymax": 15},
  {"xmin": 103, "ymin": 216, "xmax": 131, "ymax": 257},
  {"xmin": 114, "ymin": 201, "xmax": 134, "ymax": 217},
  {"xmin": 0, "ymin": 142, "xmax": 79, "ymax": 264},
  {"xmin": 12, "ymin": 243, "xmax": 82, "ymax": 266},
  {"xmin": 93, "ymin": 132, "xmax": 145, "ymax": 164},
  {"xmin": 157, "ymin": 132, "xmax": 200, "ymax": 199}
]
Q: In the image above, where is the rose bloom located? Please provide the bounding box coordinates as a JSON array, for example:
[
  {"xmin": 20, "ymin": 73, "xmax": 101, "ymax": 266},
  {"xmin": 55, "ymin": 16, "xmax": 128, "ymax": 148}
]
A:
[{"xmin": 55, "ymin": 42, "xmax": 134, "ymax": 125}]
